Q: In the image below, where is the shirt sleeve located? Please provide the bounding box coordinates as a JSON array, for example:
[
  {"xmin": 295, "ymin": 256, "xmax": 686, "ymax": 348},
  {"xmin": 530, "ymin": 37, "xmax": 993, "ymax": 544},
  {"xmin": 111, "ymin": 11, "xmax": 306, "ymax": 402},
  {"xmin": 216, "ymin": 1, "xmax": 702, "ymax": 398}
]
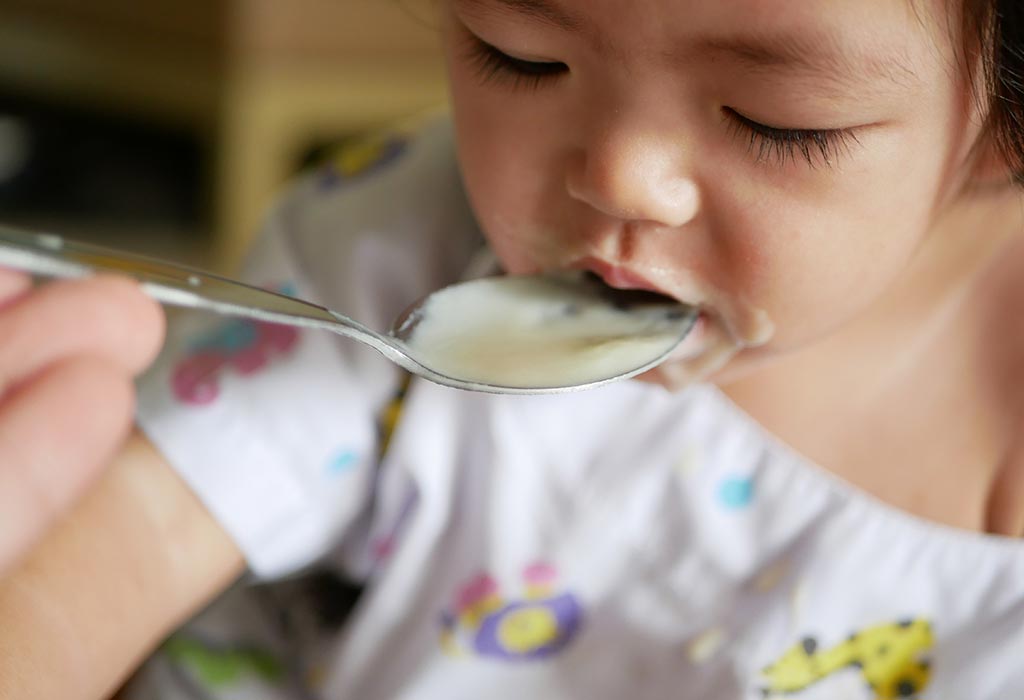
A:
[
  {"xmin": 135, "ymin": 217, "xmax": 382, "ymax": 580},
  {"xmin": 135, "ymin": 119, "xmax": 482, "ymax": 580}
]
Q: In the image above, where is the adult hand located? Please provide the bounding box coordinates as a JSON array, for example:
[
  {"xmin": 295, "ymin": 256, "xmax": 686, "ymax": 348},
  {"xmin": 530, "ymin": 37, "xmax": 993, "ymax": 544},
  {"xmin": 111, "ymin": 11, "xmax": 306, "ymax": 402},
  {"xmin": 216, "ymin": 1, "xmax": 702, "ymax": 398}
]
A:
[{"xmin": 0, "ymin": 268, "xmax": 164, "ymax": 574}]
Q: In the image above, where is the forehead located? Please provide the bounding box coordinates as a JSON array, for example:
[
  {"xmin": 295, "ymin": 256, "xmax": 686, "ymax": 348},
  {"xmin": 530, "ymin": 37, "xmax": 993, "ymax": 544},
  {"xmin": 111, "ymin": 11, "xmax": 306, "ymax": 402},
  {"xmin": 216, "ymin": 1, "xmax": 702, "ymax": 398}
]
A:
[{"xmin": 459, "ymin": 0, "xmax": 945, "ymax": 31}]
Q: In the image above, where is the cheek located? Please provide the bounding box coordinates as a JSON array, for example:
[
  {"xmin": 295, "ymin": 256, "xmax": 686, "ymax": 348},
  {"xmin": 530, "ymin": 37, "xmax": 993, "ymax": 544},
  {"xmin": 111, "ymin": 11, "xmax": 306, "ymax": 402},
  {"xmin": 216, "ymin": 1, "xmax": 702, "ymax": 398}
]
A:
[
  {"xmin": 448, "ymin": 83, "xmax": 563, "ymax": 270},
  {"xmin": 456, "ymin": 133, "xmax": 543, "ymax": 271},
  {"xmin": 713, "ymin": 153, "xmax": 940, "ymax": 347}
]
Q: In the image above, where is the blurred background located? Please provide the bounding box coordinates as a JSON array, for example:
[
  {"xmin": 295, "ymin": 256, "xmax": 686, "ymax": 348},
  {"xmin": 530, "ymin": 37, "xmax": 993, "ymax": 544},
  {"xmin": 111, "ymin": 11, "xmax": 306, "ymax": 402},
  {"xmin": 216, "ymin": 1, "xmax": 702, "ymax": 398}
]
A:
[{"xmin": 0, "ymin": 0, "xmax": 446, "ymax": 272}]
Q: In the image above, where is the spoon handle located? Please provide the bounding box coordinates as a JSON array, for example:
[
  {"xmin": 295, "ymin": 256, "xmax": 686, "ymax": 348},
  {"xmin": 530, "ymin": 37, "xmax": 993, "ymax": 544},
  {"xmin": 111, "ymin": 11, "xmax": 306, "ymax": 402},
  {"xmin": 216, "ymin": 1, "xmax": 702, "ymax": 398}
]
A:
[{"xmin": 0, "ymin": 224, "xmax": 410, "ymax": 361}]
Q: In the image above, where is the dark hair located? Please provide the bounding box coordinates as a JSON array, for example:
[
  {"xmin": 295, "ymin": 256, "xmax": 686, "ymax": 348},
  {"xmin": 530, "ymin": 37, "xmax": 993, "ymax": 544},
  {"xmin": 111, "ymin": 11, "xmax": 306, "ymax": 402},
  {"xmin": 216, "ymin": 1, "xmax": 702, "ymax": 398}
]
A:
[{"xmin": 966, "ymin": 0, "xmax": 1024, "ymax": 182}]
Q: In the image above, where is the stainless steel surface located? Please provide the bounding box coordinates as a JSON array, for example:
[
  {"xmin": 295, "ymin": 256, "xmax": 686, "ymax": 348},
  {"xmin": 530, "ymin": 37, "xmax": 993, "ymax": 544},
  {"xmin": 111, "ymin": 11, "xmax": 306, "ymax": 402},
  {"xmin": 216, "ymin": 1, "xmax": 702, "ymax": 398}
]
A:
[{"xmin": 0, "ymin": 224, "xmax": 697, "ymax": 394}]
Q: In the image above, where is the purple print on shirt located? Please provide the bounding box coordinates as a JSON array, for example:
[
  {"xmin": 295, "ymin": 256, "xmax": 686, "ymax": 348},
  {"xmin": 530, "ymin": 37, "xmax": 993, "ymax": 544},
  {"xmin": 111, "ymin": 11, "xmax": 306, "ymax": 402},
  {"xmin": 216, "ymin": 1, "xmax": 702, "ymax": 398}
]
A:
[{"xmin": 439, "ymin": 562, "xmax": 584, "ymax": 662}]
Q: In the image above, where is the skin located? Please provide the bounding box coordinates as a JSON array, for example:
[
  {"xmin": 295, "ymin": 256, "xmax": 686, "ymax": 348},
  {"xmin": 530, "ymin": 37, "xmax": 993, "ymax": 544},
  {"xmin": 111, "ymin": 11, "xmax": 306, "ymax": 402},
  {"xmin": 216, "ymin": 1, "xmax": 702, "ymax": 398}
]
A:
[
  {"xmin": 442, "ymin": 0, "xmax": 1024, "ymax": 531},
  {"xmin": 0, "ymin": 271, "xmax": 165, "ymax": 574},
  {"xmin": 2, "ymin": 1, "xmax": 1023, "ymax": 696}
]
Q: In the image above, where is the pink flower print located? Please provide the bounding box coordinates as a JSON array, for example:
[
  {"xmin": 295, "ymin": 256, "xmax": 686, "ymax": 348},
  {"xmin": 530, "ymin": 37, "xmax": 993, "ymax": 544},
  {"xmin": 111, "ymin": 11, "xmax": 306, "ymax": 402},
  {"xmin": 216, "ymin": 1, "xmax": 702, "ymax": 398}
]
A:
[
  {"xmin": 524, "ymin": 562, "xmax": 557, "ymax": 585},
  {"xmin": 230, "ymin": 322, "xmax": 299, "ymax": 375},
  {"xmin": 456, "ymin": 573, "xmax": 499, "ymax": 611},
  {"xmin": 171, "ymin": 351, "xmax": 225, "ymax": 405},
  {"xmin": 524, "ymin": 561, "xmax": 557, "ymax": 598},
  {"xmin": 454, "ymin": 573, "xmax": 503, "ymax": 630},
  {"xmin": 172, "ymin": 317, "xmax": 300, "ymax": 405}
]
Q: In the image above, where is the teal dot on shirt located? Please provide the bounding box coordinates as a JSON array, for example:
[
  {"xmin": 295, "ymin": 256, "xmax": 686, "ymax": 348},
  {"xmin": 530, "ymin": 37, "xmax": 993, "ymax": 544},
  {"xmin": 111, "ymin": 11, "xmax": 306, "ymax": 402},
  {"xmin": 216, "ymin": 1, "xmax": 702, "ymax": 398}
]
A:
[
  {"xmin": 328, "ymin": 449, "xmax": 359, "ymax": 475},
  {"xmin": 718, "ymin": 477, "xmax": 755, "ymax": 509},
  {"xmin": 189, "ymin": 319, "xmax": 256, "ymax": 353}
]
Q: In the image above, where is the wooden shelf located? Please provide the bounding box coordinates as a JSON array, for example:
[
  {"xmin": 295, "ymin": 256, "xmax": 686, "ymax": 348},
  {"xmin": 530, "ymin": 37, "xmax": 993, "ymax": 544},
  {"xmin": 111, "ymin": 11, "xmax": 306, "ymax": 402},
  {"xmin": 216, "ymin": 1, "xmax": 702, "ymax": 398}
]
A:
[{"xmin": 0, "ymin": 0, "xmax": 448, "ymax": 270}]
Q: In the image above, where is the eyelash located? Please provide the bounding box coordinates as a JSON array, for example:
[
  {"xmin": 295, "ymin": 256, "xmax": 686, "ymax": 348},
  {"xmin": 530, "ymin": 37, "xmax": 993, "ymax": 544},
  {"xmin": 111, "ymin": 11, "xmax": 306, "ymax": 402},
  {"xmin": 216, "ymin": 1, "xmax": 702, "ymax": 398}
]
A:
[
  {"xmin": 724, "ymin": 108, "xmax": 860, "ymax": 169},
  {"xmin": 465, "ymin": 37, "xmax": 567, "ymax": 91},
  {"xmin": 463, "ymin": 37, "xmax": 860, "ymax": 170}
]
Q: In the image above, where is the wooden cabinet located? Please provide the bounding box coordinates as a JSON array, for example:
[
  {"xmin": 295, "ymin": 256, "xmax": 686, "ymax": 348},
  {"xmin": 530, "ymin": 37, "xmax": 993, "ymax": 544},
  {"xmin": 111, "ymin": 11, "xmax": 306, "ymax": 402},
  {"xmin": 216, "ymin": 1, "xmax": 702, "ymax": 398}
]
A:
[{"xmin": 0, "ymin": 0, "xmax": 447, "ymax": 268}]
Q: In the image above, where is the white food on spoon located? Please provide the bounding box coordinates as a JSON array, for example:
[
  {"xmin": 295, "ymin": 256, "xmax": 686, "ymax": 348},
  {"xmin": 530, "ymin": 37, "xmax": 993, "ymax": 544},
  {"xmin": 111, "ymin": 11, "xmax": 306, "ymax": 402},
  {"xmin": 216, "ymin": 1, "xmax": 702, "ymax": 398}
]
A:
[{"xmin": 398, "ymin": 273, "xmax": 692, "ymax": 388}]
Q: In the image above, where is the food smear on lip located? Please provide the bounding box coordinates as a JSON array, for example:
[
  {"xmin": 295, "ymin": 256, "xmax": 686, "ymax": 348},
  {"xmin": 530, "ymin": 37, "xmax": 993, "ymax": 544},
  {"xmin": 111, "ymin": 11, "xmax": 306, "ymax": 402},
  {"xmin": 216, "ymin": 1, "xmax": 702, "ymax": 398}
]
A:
[
  {"xmin": 396, "ymin": 273, "xmax": 696, "ymax": 389},
  {"xmin": 642, "ymin": 305, "xmax": 775, "ymax": 389},
  {"xmin": 647, "ymin": 318, "xmax": 741, "ymax": 389},
  {"xmin": 613, "ymin": 261, "xmax": 776, "ymax": 388}
]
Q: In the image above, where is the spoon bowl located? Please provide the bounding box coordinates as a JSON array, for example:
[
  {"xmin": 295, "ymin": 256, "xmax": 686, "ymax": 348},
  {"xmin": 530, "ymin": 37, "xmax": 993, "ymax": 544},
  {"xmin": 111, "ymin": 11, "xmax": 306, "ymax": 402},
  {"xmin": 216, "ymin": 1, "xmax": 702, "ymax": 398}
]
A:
[{"xmin": 0, "ymin": 225, "xmax": 697, "ymax": 394}]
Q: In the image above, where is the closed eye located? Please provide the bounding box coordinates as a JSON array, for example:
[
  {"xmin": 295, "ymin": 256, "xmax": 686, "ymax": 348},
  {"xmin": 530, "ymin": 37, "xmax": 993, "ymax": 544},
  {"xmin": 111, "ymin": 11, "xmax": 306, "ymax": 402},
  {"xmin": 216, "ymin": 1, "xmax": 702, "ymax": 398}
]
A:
[
  {"xmin": 465, "ymin": 36, "xmax": 568, "ymax": 90},
  {"xmin": 723, "ymin": 107, "xmax": 861, "ymax": 169}
]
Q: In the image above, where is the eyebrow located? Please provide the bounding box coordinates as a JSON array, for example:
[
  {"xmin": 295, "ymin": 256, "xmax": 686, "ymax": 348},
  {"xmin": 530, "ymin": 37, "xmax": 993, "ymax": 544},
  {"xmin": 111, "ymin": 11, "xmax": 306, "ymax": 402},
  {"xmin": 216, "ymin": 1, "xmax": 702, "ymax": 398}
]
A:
[
  {"xmin": 462, "ymin": 0, "xmax": 919, "ymax": 94},
  {"xmin": 691, "ymin": 31, "xmax": 920, "ymax": 93},
  {"xmin": 478, "ymin": 0, "xmax": 585, "ymax": 31}
]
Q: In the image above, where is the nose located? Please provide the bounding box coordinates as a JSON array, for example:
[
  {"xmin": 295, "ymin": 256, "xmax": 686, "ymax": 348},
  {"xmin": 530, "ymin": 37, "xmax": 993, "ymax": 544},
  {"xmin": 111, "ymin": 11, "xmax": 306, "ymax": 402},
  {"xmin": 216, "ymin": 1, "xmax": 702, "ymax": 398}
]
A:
[{"xmin": 565, "ymin": 127, "xmax": 700, "ymax": 229}]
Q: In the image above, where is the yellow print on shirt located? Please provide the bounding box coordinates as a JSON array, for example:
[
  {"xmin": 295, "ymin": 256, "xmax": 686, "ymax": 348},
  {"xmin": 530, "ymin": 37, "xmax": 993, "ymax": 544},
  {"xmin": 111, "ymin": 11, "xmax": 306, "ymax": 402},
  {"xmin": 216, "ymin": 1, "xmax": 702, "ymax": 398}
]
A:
[
  {"xmin": 760, "ymin": 618, "xmax": 933, "ymax": 699},
  {"xmin": 316, "ymin": 132, "xmax": 408, "ymax": 191}
]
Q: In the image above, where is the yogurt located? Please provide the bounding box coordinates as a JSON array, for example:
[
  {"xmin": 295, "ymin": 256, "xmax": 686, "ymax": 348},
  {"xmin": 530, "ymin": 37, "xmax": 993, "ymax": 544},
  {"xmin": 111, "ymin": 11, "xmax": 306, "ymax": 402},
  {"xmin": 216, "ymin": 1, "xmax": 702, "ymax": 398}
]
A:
[{"xmin": 395, "ymin": 273, "xmax": 696, "ymax": 389}]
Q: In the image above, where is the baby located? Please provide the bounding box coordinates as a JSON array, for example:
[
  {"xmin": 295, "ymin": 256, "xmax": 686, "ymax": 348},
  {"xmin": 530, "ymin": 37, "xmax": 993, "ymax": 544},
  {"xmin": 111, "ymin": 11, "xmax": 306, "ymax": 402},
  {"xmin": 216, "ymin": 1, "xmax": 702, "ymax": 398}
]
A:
[{"xmin": 2, "ymin": 0, "xmax": 1023, "ymax": 698}]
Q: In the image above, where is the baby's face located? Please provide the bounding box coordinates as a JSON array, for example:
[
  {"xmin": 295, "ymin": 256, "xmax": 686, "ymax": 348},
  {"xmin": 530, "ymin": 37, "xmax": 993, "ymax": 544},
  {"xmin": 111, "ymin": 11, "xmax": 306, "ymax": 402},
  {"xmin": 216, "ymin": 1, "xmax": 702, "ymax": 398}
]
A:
[{"xmin": 441, "ymin": 0, "xmax": 983, "ymax": 385}]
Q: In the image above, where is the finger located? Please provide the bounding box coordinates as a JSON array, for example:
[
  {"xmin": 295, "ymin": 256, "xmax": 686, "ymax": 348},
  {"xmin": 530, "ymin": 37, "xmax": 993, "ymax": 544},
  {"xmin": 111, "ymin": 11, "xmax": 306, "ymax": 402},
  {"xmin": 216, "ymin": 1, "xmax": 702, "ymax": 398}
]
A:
[
  {"xmin": 0, "ymin": 275, "xmax": 165, "ymax": 395},
  {"xmin": 0, "ymin": 356, "xmax": 135, "ymax": 573},
  {"xmin": 0, "ymin": 269, "xmax": 31, "ymax": 308}
]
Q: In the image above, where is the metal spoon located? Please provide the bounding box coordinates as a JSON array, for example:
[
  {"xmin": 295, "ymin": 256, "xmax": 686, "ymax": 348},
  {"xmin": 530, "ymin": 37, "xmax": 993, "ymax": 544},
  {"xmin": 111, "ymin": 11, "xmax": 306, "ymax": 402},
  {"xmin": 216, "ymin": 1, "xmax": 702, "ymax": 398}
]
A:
[{"xmin": 0, "ymin": 224, "xmax": 697, "ymax": 394}]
